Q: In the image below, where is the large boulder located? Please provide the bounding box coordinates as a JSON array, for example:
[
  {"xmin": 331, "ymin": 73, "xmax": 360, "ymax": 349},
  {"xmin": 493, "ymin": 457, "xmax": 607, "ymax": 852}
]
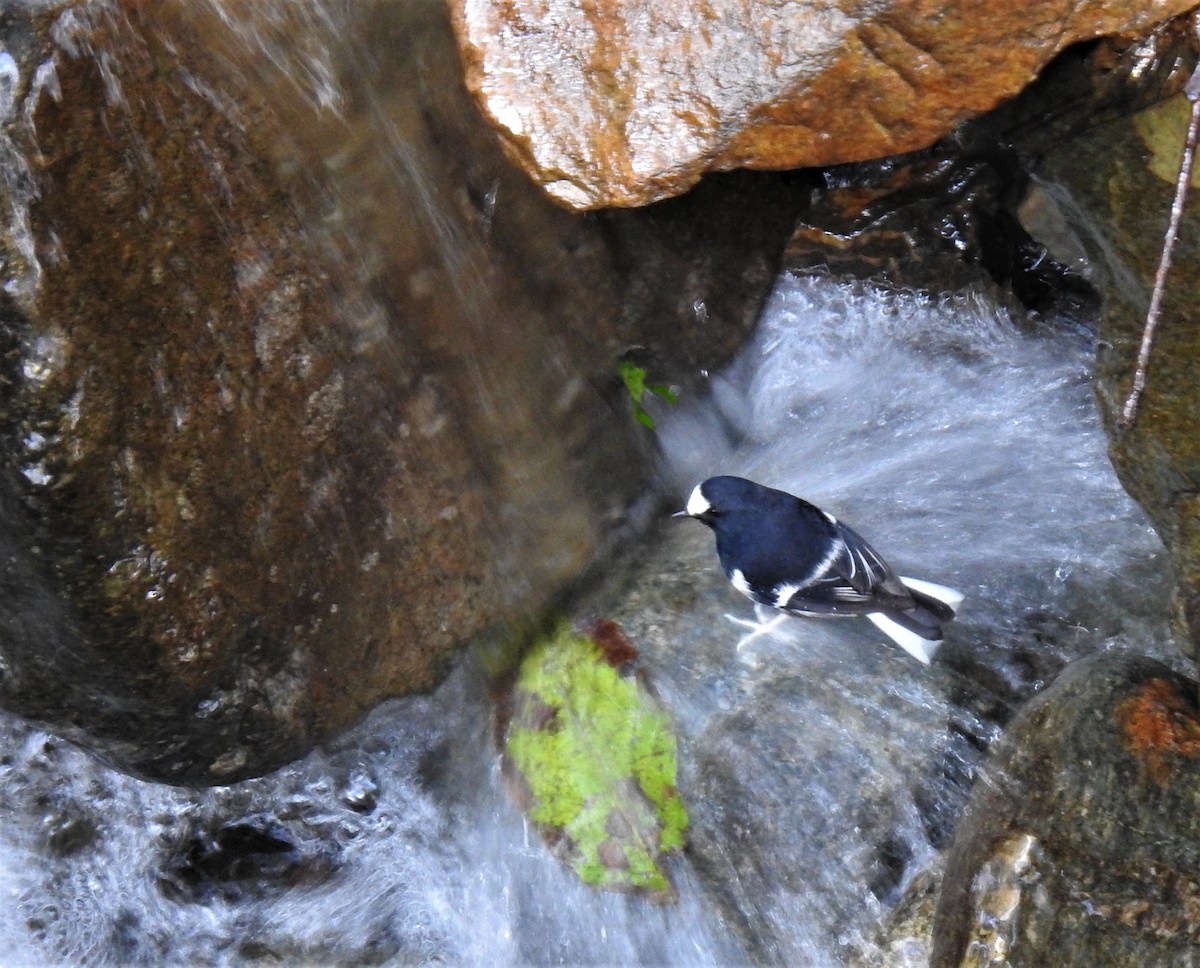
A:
[
  {"xmin": 450, "ymin": 0, "xmax": 1195, "ymax": 209},
  {"xmin": 1033, "ymin": 90, "xmax": 1200, "ymax": 660},
  {"xmin": 0, "ymin": 0, "xmax": 805, "ymax": 782},
  {"xmin": 932, "ymin": 653, "xmax": 1200, "ymax": 967}
]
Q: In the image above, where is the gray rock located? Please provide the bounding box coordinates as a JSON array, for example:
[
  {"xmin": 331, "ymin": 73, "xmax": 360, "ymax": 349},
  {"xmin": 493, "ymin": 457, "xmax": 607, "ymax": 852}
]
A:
[
  {"xmin": 1035, "ymin": 93, "xmax": 1200, "ymax": 661},
  {"xmin": 933, "ymin": 652, "xmax": 1200, "ymax": 968}
]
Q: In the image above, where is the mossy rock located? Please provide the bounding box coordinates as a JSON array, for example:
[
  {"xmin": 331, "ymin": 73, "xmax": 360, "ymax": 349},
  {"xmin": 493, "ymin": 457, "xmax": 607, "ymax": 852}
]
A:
[{"xmin": 503, "ymin": 623, "xmax": 687, "ymax": 901}]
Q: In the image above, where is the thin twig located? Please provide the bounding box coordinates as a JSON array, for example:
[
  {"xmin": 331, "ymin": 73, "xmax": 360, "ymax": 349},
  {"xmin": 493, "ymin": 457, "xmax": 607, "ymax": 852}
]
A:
[{"xmin": 1120, "ymin": 37, "xmax": 1200, "ymax": 429}]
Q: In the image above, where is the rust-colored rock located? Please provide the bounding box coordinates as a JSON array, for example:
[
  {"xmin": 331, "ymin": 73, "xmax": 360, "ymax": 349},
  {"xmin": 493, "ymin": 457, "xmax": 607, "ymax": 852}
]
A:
[
  {"xmin": 0, "ymin": 0, "xmax": 805, "ymax": 782},
  {"xmin": 451, "ymin": 0, "xmax": 1196, "ymax": 209},
  {"xmin": 1116, "ymin": 678, "xmax": 1200, "ymax": 787}
]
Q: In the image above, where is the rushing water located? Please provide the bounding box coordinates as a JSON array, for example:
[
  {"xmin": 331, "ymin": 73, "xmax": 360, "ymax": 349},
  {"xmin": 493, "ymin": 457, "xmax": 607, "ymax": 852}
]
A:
[{"xmin": 0, "ymin": 271, "xmax": 1177, "ymax": 967}]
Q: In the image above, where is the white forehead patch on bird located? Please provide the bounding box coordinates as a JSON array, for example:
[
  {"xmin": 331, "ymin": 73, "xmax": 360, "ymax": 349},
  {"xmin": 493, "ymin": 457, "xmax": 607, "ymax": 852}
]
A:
[
  {"xmin": 686, "ymin": 484, "xmax": 711, "ymax": 518},
  {"xmin": 729, "ymin": 568, "xmax": 754, "ymax": 599}
]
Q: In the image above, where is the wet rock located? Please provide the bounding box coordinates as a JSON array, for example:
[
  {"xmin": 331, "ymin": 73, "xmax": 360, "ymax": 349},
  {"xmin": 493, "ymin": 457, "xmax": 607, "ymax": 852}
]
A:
[
  {"xmin": 574, "ymin": 522, "xmax": 974, "ymax": 960},
  {"xmin": 783, "ymin": 153, "xmax": 1101, "ymax": 325},
  {"xmin": 0, "ymin": 0, "xmax": 806, "ymax": 782},
  {"xmin": 848, "ymin": 867, "xmax": 941, "ymax": 968},
  {"xmin": 931, "ymin": 652, "xmax": 1200, "ymax": 967},
  {"xmin": 1034, "ymin": 92, "xmax": 1200, "ymax": 660},
  {"xmin": 561, "ymin": 261, "xmax": 1174, "ymax": 960},
  {"xmin": 450, "ymin": 0, "xmax": 1195, "ymax": 209},
  {"xmin": 777, "ymin": 23, "xmax": 1198, "ymax": 320},
  {"xmin": 567, "ymin": 513, "xmax": 1114, "ymax": 959}
]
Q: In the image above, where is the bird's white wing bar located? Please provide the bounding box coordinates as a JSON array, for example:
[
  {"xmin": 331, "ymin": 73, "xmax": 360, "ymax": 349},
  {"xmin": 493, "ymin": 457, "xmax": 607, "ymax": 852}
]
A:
[
  {"xmin": 729, "ymin": 568, "xmax": 755, "ymax": 600},
  {"xmin": 829, "ymin": 521, "xmax": 893, "ymax": 594},
  {"xmin": 771, "ymin": 582, "xmax": 803, "ymax": 608},
  {"xmin": 866, "ymin": 613, "xmax": 939, "ymax": 664},
  {"xmin": 849, "ymin": 542, "xmax": 887, "ymax": 588},
  {"xmin": 800, "ymin": 540, "xmax": 843, "ymax": 589}
]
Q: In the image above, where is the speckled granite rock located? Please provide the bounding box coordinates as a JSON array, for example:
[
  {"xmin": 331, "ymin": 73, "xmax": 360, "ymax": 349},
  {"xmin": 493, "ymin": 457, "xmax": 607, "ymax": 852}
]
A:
[{"xmin": 451, "ymin": 0, "xmax": 1195, "ymax": 208}]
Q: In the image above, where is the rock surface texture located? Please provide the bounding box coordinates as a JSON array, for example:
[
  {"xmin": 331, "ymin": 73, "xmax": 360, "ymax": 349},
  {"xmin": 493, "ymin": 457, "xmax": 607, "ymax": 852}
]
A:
[
  {"xmin": 451, "ymin": 0, "xmax": 1196, "ymax": 209},
  {"xmin": 1036, "ymin": 91, "xmax": 1200, "ymax": 662},
  {"xmin": 932, "ymin": 653, "xmax": 1200, "ymax": 967},
  {"xmin": 0, "ymin": 0, "xmax": 803, "ymax": 782}
]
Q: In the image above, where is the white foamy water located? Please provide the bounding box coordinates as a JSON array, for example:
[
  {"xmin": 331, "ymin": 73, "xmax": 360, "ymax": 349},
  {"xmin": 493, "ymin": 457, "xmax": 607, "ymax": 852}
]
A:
[
  {"xmin": 661, "ymin": 274, "xmax": 1166, "ymax": 641},
  {"xmin": 0, "ymin": 273, "xmax": 1179, "ymax": 967}
]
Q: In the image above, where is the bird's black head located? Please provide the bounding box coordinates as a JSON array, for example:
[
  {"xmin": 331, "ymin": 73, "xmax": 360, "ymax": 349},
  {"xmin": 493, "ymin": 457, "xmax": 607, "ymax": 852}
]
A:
[{"xmin": 676, "ymin": 475, "xmax": 778, "ymax": 528}]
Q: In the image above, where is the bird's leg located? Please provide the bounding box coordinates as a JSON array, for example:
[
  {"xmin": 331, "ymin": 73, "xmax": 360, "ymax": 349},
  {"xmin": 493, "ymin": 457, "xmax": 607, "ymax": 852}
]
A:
[{"xmin": 724, "ymin": 609, "xmax": 792, "ymax": 651}]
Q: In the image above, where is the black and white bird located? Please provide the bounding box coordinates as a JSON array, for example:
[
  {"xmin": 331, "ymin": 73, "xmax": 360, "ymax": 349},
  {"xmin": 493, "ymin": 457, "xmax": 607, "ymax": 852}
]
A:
[{"xmin": 676, "ymin": 476, "xmax": 963, "ymax": 664}]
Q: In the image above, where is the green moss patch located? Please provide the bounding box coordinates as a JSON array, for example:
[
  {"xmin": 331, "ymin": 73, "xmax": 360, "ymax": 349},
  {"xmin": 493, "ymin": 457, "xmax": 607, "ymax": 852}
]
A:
[{"xmin": 504, "ymin": 623, "xmax": 688, "ymax": 901}]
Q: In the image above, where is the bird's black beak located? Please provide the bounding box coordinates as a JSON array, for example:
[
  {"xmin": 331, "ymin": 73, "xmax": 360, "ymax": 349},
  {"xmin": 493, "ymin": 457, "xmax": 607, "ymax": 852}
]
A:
[{"xmin": 672, "ymin": 509, "xmax": 691, "ymax": 519}]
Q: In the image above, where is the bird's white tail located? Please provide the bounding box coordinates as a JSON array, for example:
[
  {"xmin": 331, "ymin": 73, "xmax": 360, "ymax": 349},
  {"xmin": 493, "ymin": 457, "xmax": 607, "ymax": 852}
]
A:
[
  {"xmin": 899, "ymin": 576, "xmax": 965, "ymax": 614},
  {"xmin": 866, "ymin": 612, "xmax": 940, "ymax": 664}
]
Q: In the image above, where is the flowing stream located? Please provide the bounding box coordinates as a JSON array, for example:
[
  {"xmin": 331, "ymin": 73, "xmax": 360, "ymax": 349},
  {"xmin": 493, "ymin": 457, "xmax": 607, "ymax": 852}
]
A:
[{"xmin": 0, "ymin": 270, "xmax": 1179, "ymax": 967}]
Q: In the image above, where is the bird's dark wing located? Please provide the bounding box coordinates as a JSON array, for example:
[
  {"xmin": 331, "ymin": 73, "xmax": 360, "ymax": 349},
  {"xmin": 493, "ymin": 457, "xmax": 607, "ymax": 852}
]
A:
[
  {"xmin": 775, "ymin": 520, "xmax": 913, "ymax": 616},
  {"xmin": 830, "ymin": 520, "xmax": 909, "ymax": 597}
]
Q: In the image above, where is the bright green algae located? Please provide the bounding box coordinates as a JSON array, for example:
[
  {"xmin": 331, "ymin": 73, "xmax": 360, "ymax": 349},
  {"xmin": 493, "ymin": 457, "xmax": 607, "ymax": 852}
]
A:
[{"xmin": 505, "ymin": 624, "xmax": 688, "ymax": 900}]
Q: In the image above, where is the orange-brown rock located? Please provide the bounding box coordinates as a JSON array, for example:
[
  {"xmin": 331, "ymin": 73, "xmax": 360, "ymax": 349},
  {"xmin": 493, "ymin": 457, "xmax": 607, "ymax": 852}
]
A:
[{"xmin": 451, "ymin": 0, "xmax": 1196, "ymax": 209}]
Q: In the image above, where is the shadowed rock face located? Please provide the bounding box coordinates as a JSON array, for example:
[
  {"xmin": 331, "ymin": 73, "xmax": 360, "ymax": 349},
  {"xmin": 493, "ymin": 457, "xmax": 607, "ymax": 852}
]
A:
[
  {"xmin": 1033, "ymin": 90, "xmax": 1200, "ymax": 664},
  {"xmin": 450, "ymin": 0, "xmax": 1196, "ymax": 209},
  {"xmin": 0, "ymin": 0, "xmax": 805, "ymax": 783},
  {"xmin": 932, "ymin": 654, "xmax": 1200, "ymax": 968}
]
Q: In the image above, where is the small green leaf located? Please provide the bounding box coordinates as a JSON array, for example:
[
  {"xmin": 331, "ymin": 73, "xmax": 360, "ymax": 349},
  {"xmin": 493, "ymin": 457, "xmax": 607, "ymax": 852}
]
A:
[
  {"xmin": 503, "ymin": 623, "xmax": 688, "ymax": 902},
  {"xmin": 618, "ymin": 361, "xmax": 647, "ymax": 399},
  {"xmin": 617, "ymin": 361, "xmax": 677, "ymax": 430},
  {"xmin": 647, "ymin": 383, "xmax": 678, "ymax": 405}
]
